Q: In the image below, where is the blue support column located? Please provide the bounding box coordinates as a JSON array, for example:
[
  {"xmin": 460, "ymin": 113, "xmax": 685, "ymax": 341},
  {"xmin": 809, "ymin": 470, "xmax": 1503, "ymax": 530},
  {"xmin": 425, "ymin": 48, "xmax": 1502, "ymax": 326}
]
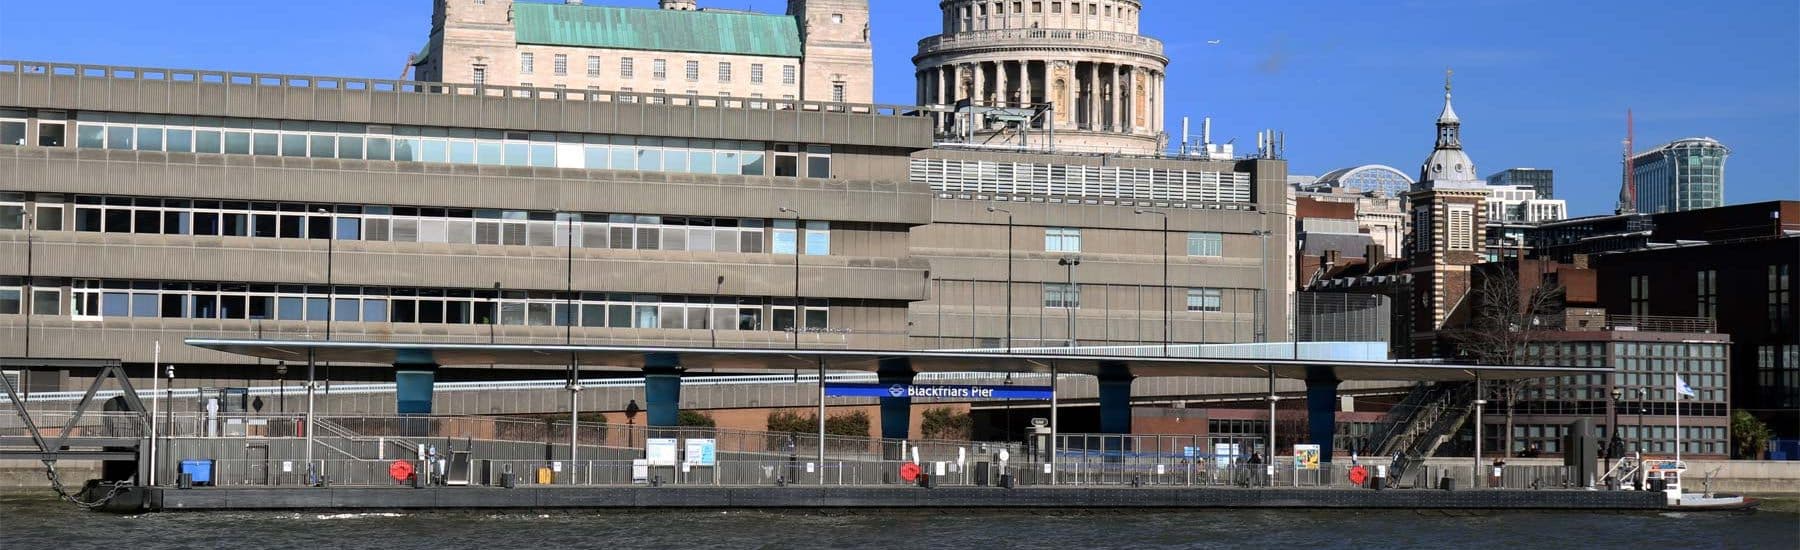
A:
[
  {"xmin": 1097, "ymin": 362, "xmax": 1134, "ymax": 435},
  {"xmin": 394, "ymin": 349, "xmax": 439, "ymax": 415},
  {"xmin": 1305, "ymin": 369, "xmax": 1341, "ymax": 463},
  {"xmin": 644, "ymin": 353, "xmax": 683, "ymax": 429},
  {"xmin": 877, "ymin": 358, "xmax": 915, "ymax": 441}
]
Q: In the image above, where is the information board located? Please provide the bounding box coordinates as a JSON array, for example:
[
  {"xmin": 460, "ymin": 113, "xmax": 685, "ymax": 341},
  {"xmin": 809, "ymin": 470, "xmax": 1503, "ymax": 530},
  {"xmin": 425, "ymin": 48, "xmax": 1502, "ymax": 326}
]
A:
[
  {"xmin": 1294, "ymin": 444, "xmax": 1321, "ymax": 470},
  {"xmin": 685, "ymin": 438, "xmax": 717, "ymax": 467},
  {"xmin": 647, "ymin": 438, "xmax": 679, "ymax": 467}
]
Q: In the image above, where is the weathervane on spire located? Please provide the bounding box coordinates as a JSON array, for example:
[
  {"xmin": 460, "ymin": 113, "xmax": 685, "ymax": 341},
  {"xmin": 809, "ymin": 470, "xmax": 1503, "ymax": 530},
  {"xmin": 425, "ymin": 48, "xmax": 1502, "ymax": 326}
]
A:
[{"xmin": 1445, "ymin": 68, "xmax": 1453, "ymax": 99}]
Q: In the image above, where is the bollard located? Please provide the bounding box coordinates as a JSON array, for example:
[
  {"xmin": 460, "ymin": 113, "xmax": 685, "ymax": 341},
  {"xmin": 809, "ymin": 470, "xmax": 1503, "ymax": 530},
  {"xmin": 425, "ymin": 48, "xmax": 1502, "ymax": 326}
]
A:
[{"xmin": 999, "ymin": 473, "xmax": 1015, "ymax": 489}]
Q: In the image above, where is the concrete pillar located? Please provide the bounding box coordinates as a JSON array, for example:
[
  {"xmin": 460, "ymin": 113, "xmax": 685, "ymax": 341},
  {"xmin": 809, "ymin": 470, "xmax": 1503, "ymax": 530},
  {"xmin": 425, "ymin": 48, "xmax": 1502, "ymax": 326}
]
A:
[
  {"xmin": 1021, "ymin": 60, "xmax": 1034, "ymax": 108},
  {"xmin": 995, "ymin": 60, "xmax": 1009, "ymax": 106},
  {"xmin": 644, "ymin": 352, "xmax": 683, "ymax": 429},
  {"xmin": 979, "ymin": 61, "xmax": 993, "ymax": 105},
  {"xmin": 950, "ymin": 64, "xmax": 964, "ymax": 103},
  {"xmin": 1097, "ymin": 362, "xmax": 1134, "ymax": 435},
  {"xmin": 1305, "ymin": 369, "xmax": 1341, "ymax": 463},
  {"xmin": 876, "ymin": 358, "xmax": 915, "ymax": 440},
  {"xmin": 1110, "ymin": 64, "xmax": 1123, "ymax": 132},
  {"xmin": 1088, "ymin": 62, "xmax": 1101, "ymax": 130}
]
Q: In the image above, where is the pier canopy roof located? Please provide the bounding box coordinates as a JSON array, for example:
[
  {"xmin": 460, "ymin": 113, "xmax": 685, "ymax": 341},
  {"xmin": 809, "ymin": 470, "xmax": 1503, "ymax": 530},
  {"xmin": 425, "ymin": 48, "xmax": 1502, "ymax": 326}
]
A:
[{"xmin": 184, "ymin": 339, "xmax": 1604, "ymax": 382}]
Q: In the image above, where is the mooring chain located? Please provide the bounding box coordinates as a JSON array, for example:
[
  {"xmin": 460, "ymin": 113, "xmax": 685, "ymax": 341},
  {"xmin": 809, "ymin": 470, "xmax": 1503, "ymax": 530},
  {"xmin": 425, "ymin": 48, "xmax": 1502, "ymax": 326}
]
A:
[{"xmin": 42, "ymin": 461, "xmax": 128, "ymax": 509}]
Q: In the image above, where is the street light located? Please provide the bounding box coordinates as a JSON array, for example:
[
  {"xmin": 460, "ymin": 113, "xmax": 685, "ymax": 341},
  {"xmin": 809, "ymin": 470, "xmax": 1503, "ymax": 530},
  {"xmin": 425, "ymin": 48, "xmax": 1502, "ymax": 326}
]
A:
[
  {"xmin": 712, "ymin": 275, "xmax": 725, "ymax": 348},
  {"xmin": 22, "ymin": 210, "xmax": 33, "ymax": 358},
  {"xmin": 1250, "ymin": 228, "xmax": 1272, "ymax": 344},
  {"xmin": 1057, "ymin": 256, "xmax": 1080, "ymax": 348},
  {"xmin": 490, "ymin": 281, "xmax": 502, "ymax": 344},
  {"xmin": 778, "ymin": 207, "xmax": 803, "ymax": 350},
  {"xmin": 1134, "ymin": 209, "xmax": 1169, "ymax": 357},
  {"xmin": 316, "ymin": 208, "xmax": 335, "ymax": 341},
  {"xmin": 987, "ymin": 206, "xmax": 1014, "ymax": 353}
]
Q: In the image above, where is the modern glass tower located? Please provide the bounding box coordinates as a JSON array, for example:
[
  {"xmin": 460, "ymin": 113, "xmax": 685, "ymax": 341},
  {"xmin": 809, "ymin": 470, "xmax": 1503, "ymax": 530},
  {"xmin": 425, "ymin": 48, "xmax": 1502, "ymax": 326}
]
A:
[
  {"xmin": 1631, "ymin": 137, "xmax": 1730, "ymax": 214},
  {"xmin": 1485, "ymin": 167, "xmax": 1554, "ymax": 199}
]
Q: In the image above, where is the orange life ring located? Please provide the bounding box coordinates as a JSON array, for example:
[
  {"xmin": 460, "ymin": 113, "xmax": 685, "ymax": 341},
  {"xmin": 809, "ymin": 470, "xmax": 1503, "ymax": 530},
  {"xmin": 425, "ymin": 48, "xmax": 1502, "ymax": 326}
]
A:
[
  {"xmin": 1348, "ymin": 465, "xmax": 1369, "ymax": 485},
  {"xmin": 899, "ymin": 462, "xmax": 921, "ymax": 482},
  {"xmin": 389, "ymin": 460, "xmax": 415, "ymax": 483}
]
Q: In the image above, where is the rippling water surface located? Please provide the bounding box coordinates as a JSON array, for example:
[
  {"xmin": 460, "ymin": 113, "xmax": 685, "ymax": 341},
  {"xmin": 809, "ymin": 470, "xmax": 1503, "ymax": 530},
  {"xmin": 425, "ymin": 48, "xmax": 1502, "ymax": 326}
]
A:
[{"xmin": 3, "ymin": 492, "xmax": 1794, "ymax": 549}]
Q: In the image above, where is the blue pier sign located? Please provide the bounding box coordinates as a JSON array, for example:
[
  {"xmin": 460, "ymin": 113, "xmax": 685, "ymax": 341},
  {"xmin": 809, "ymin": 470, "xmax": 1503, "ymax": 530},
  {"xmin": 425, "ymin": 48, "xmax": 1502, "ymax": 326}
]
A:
[{"xmin": 824, "ymin": 383, "xmax": 1054, "ymax": 400}]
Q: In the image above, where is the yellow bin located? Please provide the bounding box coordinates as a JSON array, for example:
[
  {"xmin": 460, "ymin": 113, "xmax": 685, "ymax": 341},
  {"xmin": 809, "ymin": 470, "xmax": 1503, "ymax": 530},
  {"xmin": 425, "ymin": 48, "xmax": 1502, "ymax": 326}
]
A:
[{"xmin": 536, "ymin": 467, "xmax": 553, "ymax": 485}]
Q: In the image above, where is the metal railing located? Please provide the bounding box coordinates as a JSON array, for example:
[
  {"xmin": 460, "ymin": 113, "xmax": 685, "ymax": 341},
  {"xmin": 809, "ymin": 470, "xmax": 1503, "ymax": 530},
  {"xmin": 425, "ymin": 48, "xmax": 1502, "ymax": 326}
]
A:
[{"xmin": 0, "ymin": 60, "xmax": 929, "ymax": 118}]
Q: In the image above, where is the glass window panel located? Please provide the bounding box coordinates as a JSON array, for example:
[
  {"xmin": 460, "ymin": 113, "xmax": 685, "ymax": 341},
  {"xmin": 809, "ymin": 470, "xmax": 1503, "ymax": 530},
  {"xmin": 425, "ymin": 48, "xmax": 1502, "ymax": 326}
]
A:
[
  {"xmin": 278, "ymin": 296, "xmax": 304, "ymax": 320},
  {"xmin": 526, "ymin": 302, "xmax": 553, "ymax": 326},
  {"xmin": 310, "ymin": 134, "xmax": 336, "ymax": 158},
  {"xmin": 252, "ymin": 133, "xmax": 278, "ymax": 155},
  {"xmin": 421, "ymin": 139, "xmax": 447, "ymax": 163},
  {"xmin": 281, "ymin": 133, "xmax": 307, "ymax": 157},
  {"xmin": 136, "ymin": 127, "xmax": 163, "ymax": 151},
  {"xmin": 449, "ymin": 140, "xmax": 475, "ymax": 164},
  {"xmin": 805, "ymin": 309, "xmax": 827, "ymax": 329},
  {"xmin": 339, "ymin": 136, "xmax": 363, "ymax": 159},
  {"xmin": 166, "ymin": 129, "xmax": 193, "ymax": 153},
  {"xmin": 367, "ymin": 137, "xmax": 392, "ymax": 161},
  {"xmin": 77, "ymin": 124, "xmax": 105, "ymax": 148},
  {"xmin": 741, "ymin": 151, "xmax": 764, "ymax": 176},
  {"xmin": 306, "ymin": 297, "xmax": 329, "ymax": 321},
  {"xmin": 608, "ymin": 304, "xmax": 632, "ymax": 328},
  {"xmin": 106, "ymin": 126, "xmax": 133, "ymax": 149}
]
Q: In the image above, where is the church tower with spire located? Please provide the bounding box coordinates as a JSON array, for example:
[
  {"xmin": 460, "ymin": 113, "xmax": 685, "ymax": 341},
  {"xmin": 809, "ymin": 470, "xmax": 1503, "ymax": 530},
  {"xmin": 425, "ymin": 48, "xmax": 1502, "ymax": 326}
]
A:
[{"xmin": 1405, "ymin": 70, "xmax": 1493, "ymax": 357}]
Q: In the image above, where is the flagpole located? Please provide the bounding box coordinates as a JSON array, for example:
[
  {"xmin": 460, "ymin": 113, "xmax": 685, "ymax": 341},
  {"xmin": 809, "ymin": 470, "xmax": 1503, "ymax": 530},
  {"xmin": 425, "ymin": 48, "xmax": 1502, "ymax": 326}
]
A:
[{"xmin": 1674, "ymin": 378, "xmax": 1682, "ymax": 466}]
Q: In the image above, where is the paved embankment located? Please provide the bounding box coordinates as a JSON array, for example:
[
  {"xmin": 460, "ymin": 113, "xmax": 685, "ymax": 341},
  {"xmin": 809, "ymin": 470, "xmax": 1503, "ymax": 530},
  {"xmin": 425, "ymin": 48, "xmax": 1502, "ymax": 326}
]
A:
[{"xmin": 130, "ymin": 486, "xmax": 1665, "ymax": 513}]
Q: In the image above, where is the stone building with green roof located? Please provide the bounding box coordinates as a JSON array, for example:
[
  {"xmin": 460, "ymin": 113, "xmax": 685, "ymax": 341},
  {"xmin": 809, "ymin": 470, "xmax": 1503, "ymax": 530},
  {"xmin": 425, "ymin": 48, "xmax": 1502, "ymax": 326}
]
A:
[{"xmin": 414, "ymin": 0, "xmax": 873, "ymax": 104}]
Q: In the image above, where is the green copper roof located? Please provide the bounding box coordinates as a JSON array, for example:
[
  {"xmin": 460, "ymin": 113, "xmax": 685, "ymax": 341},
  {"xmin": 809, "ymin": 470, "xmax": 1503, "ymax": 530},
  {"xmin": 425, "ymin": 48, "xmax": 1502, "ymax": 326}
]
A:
[{"xmin": 512, "ymin": 2, "xmax": 802, "ymax": 58}]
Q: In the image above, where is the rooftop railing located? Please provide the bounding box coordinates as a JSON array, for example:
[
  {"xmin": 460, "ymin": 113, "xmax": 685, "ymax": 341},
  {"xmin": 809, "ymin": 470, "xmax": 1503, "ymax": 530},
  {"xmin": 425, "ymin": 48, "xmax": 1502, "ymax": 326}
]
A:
[{"xmin": 0, "ymin": 60, "xmax": 931, "ymax": 119}]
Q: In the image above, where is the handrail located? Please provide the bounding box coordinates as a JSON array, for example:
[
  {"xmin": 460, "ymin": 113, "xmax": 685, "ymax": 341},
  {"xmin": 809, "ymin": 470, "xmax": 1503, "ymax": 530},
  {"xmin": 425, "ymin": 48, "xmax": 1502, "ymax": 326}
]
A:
[
  {"xmin": 0, "ymin": 59, "xmax": 931, "ymax": 119},
  {"xmin": 13, "ymin": 371, "xmax": 1030, "ymax": 403}
]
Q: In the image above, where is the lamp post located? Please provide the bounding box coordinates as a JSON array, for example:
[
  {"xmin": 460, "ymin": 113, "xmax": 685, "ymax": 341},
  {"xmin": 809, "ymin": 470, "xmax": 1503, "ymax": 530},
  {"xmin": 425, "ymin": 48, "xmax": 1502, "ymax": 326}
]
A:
[
  {"xmin": 1636, "ymin": 387, "xmax": 1647, "ymax": 454},
  {"xmin": 276, "ymin": 362, "xmax": 287, "ymax": 415},
  {"xmin": 1608, "ymin": 386, "xmax": 1623, "ymax": 458},
  {"xmin": 490, "ymin": 282, "xmax": 501, "ymax": 344},
  {"xmin": 1134, "ymin": 209, "xmax": 1169, "ymax": 356},
  {"xmin": 712, "ymin": 275, "xmax": 725, "ymax": 348},
  {"xmin": 562, "ymin": 214, "xmax": 579, "ymax": 482},
  {"xmin": 1251, "ymin": 228, "xmax": 1272, "ymax": 344},
  {"xmin": 1057, "ymin": 257, "xmax": 1080, "ymax": 348},
  {"xmin": 316, "ymin": 208, "xmax": 335, "ymax": 341},
  {"xmin": 778, "ymin": 207, "xmax": 802, "ymax": 350},
  {"xmin": 21, "ymin": 210, "xmax": 32, "ymax": 358},
  {"xmin": 987, "ymin": 206, "xmax": 1014, "ymax": 353}
]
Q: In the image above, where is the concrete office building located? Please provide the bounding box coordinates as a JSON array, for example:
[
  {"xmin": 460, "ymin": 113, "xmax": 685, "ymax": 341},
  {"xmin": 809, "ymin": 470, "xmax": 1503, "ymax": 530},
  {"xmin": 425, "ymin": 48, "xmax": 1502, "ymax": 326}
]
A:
[
  {"xmin": 913, "ymin": 0, "xmax": 1168, "ymax": 154},
  {"xmin": 0, "ymin": 61, "xmax": 931, "ymax": 395},
  {"xmin": 0, "ymin": 57, "xmax": 1291, "ymax": 441},
  {"xmin": 413, "ymin": 0, "xmax": 874, "ymax": 104}
]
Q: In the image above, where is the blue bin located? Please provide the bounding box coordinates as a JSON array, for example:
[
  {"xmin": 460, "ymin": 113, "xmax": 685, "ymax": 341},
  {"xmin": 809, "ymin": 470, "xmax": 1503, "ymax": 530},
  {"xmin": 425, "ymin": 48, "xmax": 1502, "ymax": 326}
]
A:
[{"xmin": 180, "ymin": 459, "xmax": 214, "ymax": 486}]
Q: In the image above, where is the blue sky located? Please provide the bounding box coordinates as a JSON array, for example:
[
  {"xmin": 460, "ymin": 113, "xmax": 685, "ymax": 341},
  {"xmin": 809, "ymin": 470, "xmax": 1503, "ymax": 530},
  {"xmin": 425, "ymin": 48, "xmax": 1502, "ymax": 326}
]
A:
[{"xmin": 2, "ymin": 0, "xmax": 1794, "ymax": 215}]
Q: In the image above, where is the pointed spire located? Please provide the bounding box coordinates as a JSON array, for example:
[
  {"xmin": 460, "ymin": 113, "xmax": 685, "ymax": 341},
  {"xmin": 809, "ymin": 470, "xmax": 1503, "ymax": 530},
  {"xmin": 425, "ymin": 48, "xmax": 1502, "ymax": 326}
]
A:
[{"xmin": 1438, "ymin": 67, "xmax": 1460, "ymax": 124}]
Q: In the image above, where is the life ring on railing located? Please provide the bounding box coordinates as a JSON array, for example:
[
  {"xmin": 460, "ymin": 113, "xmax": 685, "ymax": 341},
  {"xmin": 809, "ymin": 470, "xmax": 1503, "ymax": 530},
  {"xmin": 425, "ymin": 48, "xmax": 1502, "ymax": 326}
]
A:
[
  {"xmin": 389, "ymin": 460, "xmax": 415, "ymax": 483},
  {"xmin": 1348, "ymin": 465, "xmax": 1369, "ymax": 486},
  {"xmin": 899, "ymin": 462, "xmax": 921, "ymax": 482}
]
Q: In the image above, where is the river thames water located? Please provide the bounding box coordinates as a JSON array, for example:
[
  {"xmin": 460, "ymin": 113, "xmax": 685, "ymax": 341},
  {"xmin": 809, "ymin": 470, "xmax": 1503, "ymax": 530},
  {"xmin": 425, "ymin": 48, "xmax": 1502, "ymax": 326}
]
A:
[{"xmin": 1, "ymin": 492, "xmax": 1794, "ymax": 549}]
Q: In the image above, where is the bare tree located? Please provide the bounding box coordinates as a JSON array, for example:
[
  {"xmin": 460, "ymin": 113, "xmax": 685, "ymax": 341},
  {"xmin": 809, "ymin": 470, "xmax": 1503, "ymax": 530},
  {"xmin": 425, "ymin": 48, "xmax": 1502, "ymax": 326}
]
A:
[{"xmin": 1450, "ymin": 266, "xmax": 1564, "ymax": 458}]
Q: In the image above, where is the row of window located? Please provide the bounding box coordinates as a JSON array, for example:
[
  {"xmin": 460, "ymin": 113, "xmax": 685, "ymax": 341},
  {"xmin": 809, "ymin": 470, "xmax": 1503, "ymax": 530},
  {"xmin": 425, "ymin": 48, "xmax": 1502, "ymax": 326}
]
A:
[
  {"xmin": 910, "ymin": 158, "xmax": 1254, "ymax": 204},
  {"xmin": 5, "ymin": 111, "xmax": 834, "ymax": 179},
  {"xmin": 1037, "ymin": 227, "xmax": 1223, "ymax": 256},
  {"xmin": 1040, "ymin": 283, "xmax": 1225, "ymax": 312},
  {"xmin": 965, "ymin": 1, "xmax": 1133, "ymax": 18},
  {"xmin": 518, "ymin": 53, "xmax": 796, "ymax": 86},
  {"xmin": 0, "ymin": 279, "xmax": 832, "ymax": 332},
  {"xmin": 3, "ymin": 193, "xmax": 830, "ymax": 255}
]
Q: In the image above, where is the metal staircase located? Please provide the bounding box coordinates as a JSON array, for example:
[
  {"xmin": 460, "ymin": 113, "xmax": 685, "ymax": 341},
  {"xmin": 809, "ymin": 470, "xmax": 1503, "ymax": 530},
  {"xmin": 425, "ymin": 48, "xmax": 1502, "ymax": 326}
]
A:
[{"xmin": 1369, "ymin": 381, "xmax": 1476, "ymax": 484}]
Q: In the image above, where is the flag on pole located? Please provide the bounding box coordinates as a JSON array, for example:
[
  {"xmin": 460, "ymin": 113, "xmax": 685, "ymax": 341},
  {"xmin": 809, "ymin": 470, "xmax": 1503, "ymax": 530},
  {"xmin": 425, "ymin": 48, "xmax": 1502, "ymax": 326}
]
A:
[{"xmin": 1675, "ymin": 376, "xmax": 1696, "ymax": 398}]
